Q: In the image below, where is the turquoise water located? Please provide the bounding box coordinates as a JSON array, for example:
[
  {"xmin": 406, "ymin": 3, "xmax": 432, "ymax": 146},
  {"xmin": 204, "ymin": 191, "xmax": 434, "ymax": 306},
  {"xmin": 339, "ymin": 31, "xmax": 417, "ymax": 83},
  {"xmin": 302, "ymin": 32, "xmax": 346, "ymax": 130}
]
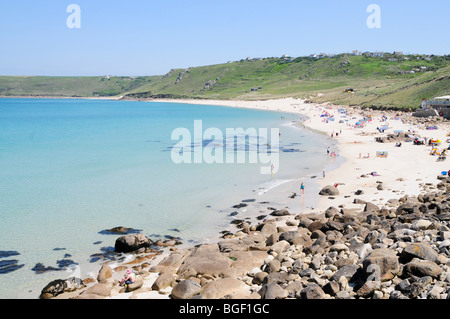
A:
[{"xmin": 0, "ymin": 98, "xmax": 333, "ymax": 298}]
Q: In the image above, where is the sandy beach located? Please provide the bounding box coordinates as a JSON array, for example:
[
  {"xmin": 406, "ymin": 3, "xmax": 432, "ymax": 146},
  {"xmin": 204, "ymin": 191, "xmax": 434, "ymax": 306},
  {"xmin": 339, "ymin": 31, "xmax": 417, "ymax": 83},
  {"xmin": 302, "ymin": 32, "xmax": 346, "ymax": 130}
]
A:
[
  {"xmin": 153, "ymin": 97, "xmax": 450, "ymax": 215},
  {"xmin": 49, "ymin": 97, "xmax": 450, "ymax": 300}
]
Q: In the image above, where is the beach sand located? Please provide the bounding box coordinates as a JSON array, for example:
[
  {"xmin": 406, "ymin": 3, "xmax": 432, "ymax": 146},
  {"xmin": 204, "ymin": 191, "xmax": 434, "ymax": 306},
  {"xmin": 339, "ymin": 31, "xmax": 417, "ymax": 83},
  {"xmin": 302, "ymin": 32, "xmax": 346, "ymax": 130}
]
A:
[
  {"xmin": 55, "ymin": 97, "xmax": 450, "ymax": 299},
  {"xmin": 153, "ymin": 97, "xmax": 450, "ymax": 215}
]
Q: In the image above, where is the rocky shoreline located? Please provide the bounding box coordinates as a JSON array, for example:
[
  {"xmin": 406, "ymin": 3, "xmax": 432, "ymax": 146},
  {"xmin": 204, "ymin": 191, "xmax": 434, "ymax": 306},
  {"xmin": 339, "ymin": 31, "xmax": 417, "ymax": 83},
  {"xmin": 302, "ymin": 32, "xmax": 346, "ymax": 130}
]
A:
[{"xmin": 43, "ymin": 172, "xmax": 450, "ymax": 299}]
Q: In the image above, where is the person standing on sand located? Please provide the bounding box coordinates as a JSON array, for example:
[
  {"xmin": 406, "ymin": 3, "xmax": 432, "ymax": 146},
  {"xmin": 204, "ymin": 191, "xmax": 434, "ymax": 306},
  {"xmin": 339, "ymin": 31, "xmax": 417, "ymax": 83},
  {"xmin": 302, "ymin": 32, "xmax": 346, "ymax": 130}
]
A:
[{"xmin": 300, "ymin": 182, "xmax": 305, "ymax": 195}]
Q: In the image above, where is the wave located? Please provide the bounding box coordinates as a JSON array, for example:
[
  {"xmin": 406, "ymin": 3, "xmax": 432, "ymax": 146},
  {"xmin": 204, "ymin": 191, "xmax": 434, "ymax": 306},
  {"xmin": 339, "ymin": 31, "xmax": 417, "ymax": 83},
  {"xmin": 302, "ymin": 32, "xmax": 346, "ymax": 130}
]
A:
[{"xmin": 257, "ymin": 178, "xmax": 295, "ymax": 195}]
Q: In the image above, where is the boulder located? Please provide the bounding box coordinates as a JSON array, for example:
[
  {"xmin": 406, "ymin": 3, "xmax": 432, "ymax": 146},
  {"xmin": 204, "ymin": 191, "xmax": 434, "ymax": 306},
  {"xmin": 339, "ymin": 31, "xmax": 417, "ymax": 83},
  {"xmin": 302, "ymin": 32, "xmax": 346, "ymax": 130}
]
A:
[
  {"xmin": 319, "ymin": 185, "xmax": 340, "ymax": 196},
  {"xmin": 171, "ymin": 279, "xmax": 202, "ymax": 299},
  {"xmin": 177, "ymin": 251, "xmax": 231, "ymax": 277},
  {"xmin": 364, "ymin": 202, "xmax": 380, "ymax": 214},
  {"xmin": 363, "ymin": 248, "xmax": 399, "ymax": 281},
  {"xmin": 97, "ymin": 264, "xmax": 113, "ymax": 283},
  {"xmin": 270, "ymin": 240, "xmax": 290, "ymax": 254},
  {"xmin": 80, "ymin": 282, "xmax": 113, "ymax": 298},
  {"xmin": 400, "ymin": 243, "xmax": 439, "ymax": 263},
  {"xmin": 40, "ymin": 277, "xmax": 85, "ymax": 299},
  {"xmin": 411, "ymin": 219, "xmax": 432, "ymax": 230},
  {"xmin": 402, "ymin": 258, "xmax": 443, "ymax": 278},
  {"xmin": 260, "ymin": 223, "xmax": 278, "ymax": 238},
  {"xmin": 330, "ymin": 264, "xmax": 361, "ymax": 282},
  {"xmin": 126, "ymin": 276, "xmax": 144, "ymax": 292},
  {"xmin": 228, "ymin": 251, "xmax": 268, "ymax": 276},
  {"xmin": 152, "ymin": 272, "xmax": 175, "ymax": 291},
  {"xmin": 356, "ymin": 280, "xmax": 380, "ymax": 298},
  {"xmin": 300, "ymin": 284, "xmax": 326, "ymax": 299},
  {"xmin": 270, "ymin": 209, "xmax": 291, "ymax": 216},
  {"xmin": 323, "ymin": 281, "xmax": 340, "ymax": 296},
  {"xmin": 259, "ymin": 282, "xmax": 288, "ymax": 299},
  {"xmin": 115, "ymin": 234, "xmax": 152, "ymax": 253},
  {"xmin": 201, "ymin": 278, "xmax": 248, "ymax": 299}
]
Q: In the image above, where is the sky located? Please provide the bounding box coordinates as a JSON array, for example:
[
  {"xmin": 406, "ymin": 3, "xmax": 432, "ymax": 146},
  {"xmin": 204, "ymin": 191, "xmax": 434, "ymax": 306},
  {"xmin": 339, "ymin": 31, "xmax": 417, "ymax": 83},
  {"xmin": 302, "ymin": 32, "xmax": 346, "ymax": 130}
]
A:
[{"xmin": 0, "ymin": 0, "xmax": 448, "ymax": 76}]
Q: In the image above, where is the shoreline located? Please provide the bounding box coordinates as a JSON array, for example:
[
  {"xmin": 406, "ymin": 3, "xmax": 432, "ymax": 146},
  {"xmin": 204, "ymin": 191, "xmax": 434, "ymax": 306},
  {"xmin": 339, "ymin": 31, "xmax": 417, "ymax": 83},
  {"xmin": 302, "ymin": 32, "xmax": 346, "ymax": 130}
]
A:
[{"xmin": 27, "ymin": 96, "xmax": 450, "ymax": 299}]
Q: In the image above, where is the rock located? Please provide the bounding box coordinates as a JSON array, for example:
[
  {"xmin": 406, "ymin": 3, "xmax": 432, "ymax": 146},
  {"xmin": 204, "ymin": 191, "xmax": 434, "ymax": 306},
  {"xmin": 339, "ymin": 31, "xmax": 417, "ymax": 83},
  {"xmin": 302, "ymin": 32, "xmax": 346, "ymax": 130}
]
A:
[
  {"xmin": 356, "ymin": 281, "xmax": 380, "ymax": 298},
  {"xmin": 99, "ymin": 226, "xmax": 141, "ymax": 235},
  {"xmin": 270, "ymin": 209, "xmax": 290, "ymax": 216},
  {"xmin": 259, "ymin": 282, "xmax": 288, "ymax": 299},
  {"xmin": 307, "ymin": 221, "xmax": 324, "ymax": 232},
  {"xmin": 285, "ymin": 281, "xmax": 304, "ymax": 297},
  {"xmin": 319, "ymin": 185, "xmax": 340, "ymax": 196},
  {"xmin": 40, "ymin": 277, "xmax": 85, "ymax": 299},
  {"xmin": 0, "ymin": 259, "xmax": 24, "ymax": 274},
  {"xmin": 402, "ymin": 258, "xmax": 443, "ymax": 278},
  {"xmin": 267, "ymin": 259, "xmax": 281, "ymax": 273},
  {"xmin": 330, "ymin": 264, "xmax": 361, "ymax": 282},
  {"xmin": 171, "ymin": 279, "xmax": 202, "ymax": 299},
  {"xmin": 330, "ymin": 243, "xmax": 349, "ymax": 253},
  {"xmin": 97, "ymin": 264, "xmax": 113, "ymax": 283},
  {"xmin": 115, "ymin": 234, "xmax": 152, "ymax": 253},
  {"xmin": 364, "ymin": 202, "xmax": 380, "ymax": 213},
  {"xmin": 252, "ymin": 272, "xmax": 268, "ymax": 285},
  {"xmin": 201, "ymin": 278, "xmax": 247, "ymax": 299},
  {"xmin": 300, "ymin": 284, "xmax": 326, "ymax": 299},
  {"xmin": 260, "ymin": 223, "xmax": 278, "ymax": 238},
  {"xmin": 323, "ymin": 281, "xmax": 340, "ymax": 296},
  {"xmin": 363, "ymin": 249, "xmax": 399, "ymax": 281},
  {"xmin": 400, "ymin": 243, "xmax": 439, "ymax": 263},
  {"xmin": 150, "ymin": 250, "xmax": 189, "ymax": 273},
  {"xmin": 397, "ymin": 276, "xmax": 432, "ymax": 298},
  {"xmin": 357, "ymin": 243, "xmax": 373, "ymax": 260},
  {"xmin": 270, "ymin": 240, "xmax": 290, "ymax": 254},
  {"xmin": 177, "ymin": 249, "xmax": 231, "ymax": 277},
  {"xmin": 126, "ymin": 276, "xmax": 144, "ymax": 292},
  {"xmin": 152, "ymin": 272, "xmax": 175, "ymax": 291},
  {"xmin": 80, "ymin": 282, "xmax": 113, "ymax": 298},
  {"xmin": 412, "ymin": 219, "xmax": 432, "ymax": 230},
  {"xmin": 229, "ymin": 251, "xmax": 268, "ymax": 276},
  {"xmin": 439, "ymin": 239, "xmax": 450, "ymax": 249}
]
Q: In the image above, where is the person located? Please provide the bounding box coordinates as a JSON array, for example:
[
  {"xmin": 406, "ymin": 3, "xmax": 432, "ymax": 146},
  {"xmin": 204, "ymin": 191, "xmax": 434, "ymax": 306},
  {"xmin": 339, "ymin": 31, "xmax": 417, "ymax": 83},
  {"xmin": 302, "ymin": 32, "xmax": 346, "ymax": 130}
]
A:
[
  {"xmin": 119, "ymin": 269, "xmax": 136, "ymax": 287},
  {"xmin": 323, "ymin": 170, "xmax": 325, "ymax": 178},
  {"xmin": 300, "ymin": 182, "xmax": 305, "ymax": 195}
]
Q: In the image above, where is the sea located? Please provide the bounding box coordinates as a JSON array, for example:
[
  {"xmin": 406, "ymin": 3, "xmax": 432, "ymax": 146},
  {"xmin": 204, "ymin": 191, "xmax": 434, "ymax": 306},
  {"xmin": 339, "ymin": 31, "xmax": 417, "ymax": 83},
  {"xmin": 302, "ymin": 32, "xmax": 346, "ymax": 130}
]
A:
[{"xmin": 0, "ymin": 98, "xmax": 339, "ymax": 298}]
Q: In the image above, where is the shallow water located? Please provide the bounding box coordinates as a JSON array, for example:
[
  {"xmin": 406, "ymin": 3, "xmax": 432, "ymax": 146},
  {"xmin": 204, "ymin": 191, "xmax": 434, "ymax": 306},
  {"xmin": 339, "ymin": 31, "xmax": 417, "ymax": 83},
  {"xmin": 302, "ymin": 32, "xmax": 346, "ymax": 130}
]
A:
[{"xmin": 0, "ymin": 98, "xmax": 335, "ymax": 298}]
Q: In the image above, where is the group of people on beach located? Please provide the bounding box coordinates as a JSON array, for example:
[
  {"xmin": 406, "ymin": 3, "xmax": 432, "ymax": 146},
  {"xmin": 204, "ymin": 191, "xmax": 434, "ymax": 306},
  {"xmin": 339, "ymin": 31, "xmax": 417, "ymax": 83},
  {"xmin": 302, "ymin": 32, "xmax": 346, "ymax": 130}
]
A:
[{"xmin": 326, "ymin": 147, "xmax": 339, "ymax": 157}]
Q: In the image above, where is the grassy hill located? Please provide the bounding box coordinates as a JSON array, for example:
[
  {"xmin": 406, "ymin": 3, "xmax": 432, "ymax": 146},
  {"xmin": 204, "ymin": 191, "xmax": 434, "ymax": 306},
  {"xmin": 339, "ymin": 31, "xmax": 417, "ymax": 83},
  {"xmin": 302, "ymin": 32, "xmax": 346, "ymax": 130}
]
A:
[
  {"xmin": 0, "ymin": 75, "xmax": 161, "ymax": 98},
  {"xmin": 1, "ymin": 53, "xmax": 449, "ymax": 110}
]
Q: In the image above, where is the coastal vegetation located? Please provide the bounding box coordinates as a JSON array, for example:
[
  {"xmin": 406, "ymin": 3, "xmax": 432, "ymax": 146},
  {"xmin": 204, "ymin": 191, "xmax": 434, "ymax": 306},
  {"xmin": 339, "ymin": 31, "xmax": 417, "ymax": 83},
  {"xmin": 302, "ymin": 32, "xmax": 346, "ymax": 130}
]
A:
[{"xmin": 1, "ymin": 53, "xmax": 449, "ymax": 110}]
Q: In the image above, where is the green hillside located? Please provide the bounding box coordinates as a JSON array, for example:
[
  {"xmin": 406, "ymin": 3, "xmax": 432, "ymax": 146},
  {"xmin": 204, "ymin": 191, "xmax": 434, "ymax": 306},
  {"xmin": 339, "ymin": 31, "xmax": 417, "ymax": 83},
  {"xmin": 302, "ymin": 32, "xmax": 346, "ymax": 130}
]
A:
[
  {"xmin": 1, "ymin": 53, "xmax": 449, "ymax": 110},
  {"xmin": 0, "ymin": 75, "xmax": 161, "ymax": 97}
]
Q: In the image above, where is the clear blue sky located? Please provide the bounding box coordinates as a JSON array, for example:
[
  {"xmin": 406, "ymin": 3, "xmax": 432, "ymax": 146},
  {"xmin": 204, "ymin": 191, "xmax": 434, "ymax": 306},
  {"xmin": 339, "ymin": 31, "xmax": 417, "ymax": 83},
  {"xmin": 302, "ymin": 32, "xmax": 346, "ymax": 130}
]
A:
[{"xmin": 0, "ymin": 0, "xmax": 448, "ymax": 76}]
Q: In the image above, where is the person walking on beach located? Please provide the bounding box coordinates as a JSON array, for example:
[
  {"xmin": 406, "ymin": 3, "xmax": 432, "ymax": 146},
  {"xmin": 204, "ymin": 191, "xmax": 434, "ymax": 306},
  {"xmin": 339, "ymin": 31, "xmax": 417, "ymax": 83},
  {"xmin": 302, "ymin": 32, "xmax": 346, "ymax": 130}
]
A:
[{"xmin": 300, "ymin": 182, "xmax": 305, "ymax": 195}]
